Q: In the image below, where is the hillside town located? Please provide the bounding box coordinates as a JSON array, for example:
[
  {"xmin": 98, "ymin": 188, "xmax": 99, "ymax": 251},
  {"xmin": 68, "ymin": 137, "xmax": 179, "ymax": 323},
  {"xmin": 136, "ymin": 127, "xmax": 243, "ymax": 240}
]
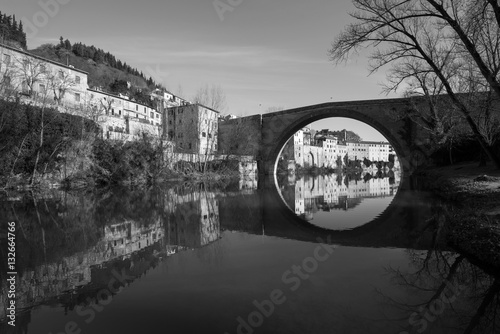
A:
[
  {"xmin": 0, "ymin": 42, "xmax": 397, "ymax": 176},
  {"xmin": 0, "ymin": 42, "xmax": 255, "ymax": 175}
]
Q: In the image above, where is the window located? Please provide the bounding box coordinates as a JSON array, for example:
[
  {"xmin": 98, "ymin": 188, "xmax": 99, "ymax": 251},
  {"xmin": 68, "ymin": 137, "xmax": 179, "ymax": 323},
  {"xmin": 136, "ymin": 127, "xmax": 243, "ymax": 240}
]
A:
[
  {"xmin": 111, "ymin": 108, "xmax": 115, "ymax": 115},
  {"xmin": 208, "ymin": 133, "xmax": 212, "ymax": 139},
  {"xmin": 119, "ymin": 110, "xmax": 122, "ymax": 116},
  {"xmin": 75, "ymin": 75, "xmax": 80, "ymax": 84},
  {"xmin": 136, "ymin": 105, "xmax": 138, "ymax": 111},
  {"xmin": 40, "ymin": 65, "xmax": 46, "ymax": 73},
  {"xmin": 59, "ymin": 71, "xmax": 64, "ymax": 79},
  {"xmin": 3, "ymin": 54, "xmax": 11, "ymax": 64},
  {"xmin": 150, "ymin": 112, "xmax": 154, "ymax": 118},
  {"xmin": 188, "ymin": 143, "xmax": 192, "ymax": 149},
  {"xmin": 39, "ymin": 84, "xmax": 46, "ymax": 93},
  {"xmin": 75, "ymin": 93, "xmax": 81, "ymax": 102},
  {"xmin": 202, "ymin": 132, "xmax": 206, "ymax": 137}
]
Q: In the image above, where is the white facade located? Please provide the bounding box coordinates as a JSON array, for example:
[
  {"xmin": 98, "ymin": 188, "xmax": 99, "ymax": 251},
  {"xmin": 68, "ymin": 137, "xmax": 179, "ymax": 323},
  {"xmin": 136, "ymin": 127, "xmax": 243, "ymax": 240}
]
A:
[
  {"xmin": 281, "ymin": 128, "xmax": 393, "ymax": 168},
  {"xmin": 346, "ymin": 141, "xmax": 391, "ymax": 162},
  {"xmin": 0, "ymin": 43, "xmax": 165, "ymax": 140},
  {"xmin": 166, "ymin": 104, "xmax": 220, "ymax": 154},
  {"xmin": 0, "ymin": 43, "xmax": 88, "ymax": 107}
]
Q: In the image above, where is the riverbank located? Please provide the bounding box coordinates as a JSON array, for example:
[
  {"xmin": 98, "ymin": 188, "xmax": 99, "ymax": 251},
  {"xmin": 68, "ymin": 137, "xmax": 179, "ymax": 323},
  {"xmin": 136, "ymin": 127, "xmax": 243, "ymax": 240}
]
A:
[{"xmin": 417, "ymin": 162, "xmax": 500, "ymax": 274}]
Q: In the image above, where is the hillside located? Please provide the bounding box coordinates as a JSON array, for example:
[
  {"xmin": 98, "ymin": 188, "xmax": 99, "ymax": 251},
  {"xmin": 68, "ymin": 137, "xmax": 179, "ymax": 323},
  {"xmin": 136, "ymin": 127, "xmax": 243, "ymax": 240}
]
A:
[
  {"xmin": 0, "ymin": 11, "xmax": 27, "ymax": 49},
  {"xmin": 29, "ymin": 38, "xmax": 164, "ymax": 107}
]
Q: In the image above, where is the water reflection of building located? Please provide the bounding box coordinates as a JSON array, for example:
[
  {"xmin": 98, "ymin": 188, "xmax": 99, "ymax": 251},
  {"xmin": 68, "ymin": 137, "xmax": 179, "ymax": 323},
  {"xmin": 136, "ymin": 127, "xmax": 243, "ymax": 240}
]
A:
[
  {"xmin": 282, "ymin": 172, "xmax": 401, "ymax": 218},
  {"xmin": 0, "ymin": 219, "xmax": 165, "ymax": 322},
  {"xmin": 164, "ymin": 189, "xmax": 221, "ymax": 249},
  {"xmin": 0, "ymin": 188, "xmax": 222, "ymax": 324},
  {"xmin": 239, "ymin": 177, "xmax": 258, "ymax": 192}
]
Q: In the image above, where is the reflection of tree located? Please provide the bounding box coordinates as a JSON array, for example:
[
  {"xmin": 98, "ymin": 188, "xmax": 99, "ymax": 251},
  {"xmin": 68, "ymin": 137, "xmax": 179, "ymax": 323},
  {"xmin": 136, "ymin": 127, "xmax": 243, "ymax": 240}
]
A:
[
  {"xmin": 0, "ymin": 184, "xmax": 227, "ymax": 328},
  {"xmin": 377, "ymin": 211, "xmax": 500, "ymax": 334}
]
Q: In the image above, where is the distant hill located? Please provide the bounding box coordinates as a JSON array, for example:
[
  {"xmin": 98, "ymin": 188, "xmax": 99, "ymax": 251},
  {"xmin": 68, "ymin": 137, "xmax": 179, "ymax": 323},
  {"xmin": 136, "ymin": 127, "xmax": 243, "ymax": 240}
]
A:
[
  {"xmin": 29, "ymin": 37, "xmax": 164, "ymax": 107},
  {"xmin": 0, "ymin": 11, "xmax": 27, "ymax": 49}
]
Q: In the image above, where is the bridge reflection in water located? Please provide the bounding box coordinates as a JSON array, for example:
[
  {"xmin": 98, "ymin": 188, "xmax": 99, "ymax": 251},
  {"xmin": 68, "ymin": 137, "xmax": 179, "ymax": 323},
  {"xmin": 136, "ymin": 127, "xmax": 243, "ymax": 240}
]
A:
[
  {"xmin": 277, "ymin": 171, "xmax": 401, "ymax": 230},
  {"xmin": 0, "ymin": 178, "xmax": 498, "ymax": 334}
]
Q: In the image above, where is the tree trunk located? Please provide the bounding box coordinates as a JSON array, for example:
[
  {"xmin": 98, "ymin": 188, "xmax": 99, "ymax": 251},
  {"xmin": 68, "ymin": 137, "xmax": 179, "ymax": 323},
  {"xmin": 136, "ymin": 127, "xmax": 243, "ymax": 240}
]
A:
[{"xmin": 31, "ymin": 109, "xmax": 44, "ymax": 186}]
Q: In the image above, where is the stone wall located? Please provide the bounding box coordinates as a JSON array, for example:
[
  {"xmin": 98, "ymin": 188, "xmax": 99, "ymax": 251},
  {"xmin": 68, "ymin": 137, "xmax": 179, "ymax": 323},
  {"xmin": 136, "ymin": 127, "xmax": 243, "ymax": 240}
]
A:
[{"xmin": 218, "ymin": 115, "xmax": 262, "ymax": 157}]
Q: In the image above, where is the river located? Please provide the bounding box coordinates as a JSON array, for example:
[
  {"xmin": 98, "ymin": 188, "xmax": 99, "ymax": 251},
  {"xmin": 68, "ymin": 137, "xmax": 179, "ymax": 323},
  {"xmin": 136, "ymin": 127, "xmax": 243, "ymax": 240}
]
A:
[{"xmin": 0, "ymin": 173, "xmax": 498, "ymax": 334}]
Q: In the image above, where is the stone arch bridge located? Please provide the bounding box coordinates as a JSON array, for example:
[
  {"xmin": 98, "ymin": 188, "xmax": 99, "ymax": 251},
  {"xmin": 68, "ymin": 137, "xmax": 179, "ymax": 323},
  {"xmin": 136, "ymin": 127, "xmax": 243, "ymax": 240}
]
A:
[{"xmin": 219, "ymin": 97, "xmax": 433, "ymax": 175}]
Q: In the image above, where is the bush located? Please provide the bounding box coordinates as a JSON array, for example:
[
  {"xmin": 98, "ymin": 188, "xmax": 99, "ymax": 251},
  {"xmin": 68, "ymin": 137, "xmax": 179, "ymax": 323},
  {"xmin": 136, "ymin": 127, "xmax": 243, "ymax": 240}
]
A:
[
  {"xmin": 91, "ymin": 136, "xmax": 172, "ymax": 185},
  {"xmin": 0, "ymin": 100, "xmax": 98, "ymax": 183}
]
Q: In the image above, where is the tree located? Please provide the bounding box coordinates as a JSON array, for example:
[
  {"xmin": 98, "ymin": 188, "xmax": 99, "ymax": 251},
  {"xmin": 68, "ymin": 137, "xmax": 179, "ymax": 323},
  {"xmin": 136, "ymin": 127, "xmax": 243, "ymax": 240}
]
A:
[
  {"xmin": 331, "ymin": 129, "xmax": 362, "ymax": 142},
  {"xmin": 192, "ymin": 84, "xmax": 227, "ymax": 112},
  {"xmin": 47, "ymin": 70, "xmax": 76, "ymax": 106},
  {"xmin": 329, "ymin": 0, "xmax": 500, "ymax": 168},
  {"xmin": 110, "ymin": 79, "xmax": 129, "ymax": 95},
  {"xmin": 12, "ymin": 53, "xmax": 46, "ymax": 97},
  {"xmin": 64, "ymin": 39, "xmax": 72, "ymax": 51}
]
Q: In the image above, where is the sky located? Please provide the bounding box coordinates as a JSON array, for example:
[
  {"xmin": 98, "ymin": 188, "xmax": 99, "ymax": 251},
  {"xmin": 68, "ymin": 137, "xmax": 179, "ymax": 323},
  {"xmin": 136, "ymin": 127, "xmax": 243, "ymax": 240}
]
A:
[{"xmin": 2, "ymin": 0, "xmax": 399, "ymax": 140}]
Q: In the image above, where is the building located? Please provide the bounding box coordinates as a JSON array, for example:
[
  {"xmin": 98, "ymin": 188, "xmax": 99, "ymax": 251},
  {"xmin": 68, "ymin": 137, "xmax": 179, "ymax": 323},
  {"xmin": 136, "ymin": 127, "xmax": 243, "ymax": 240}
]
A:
[
  {"xmin": 280, "ymin": 127, "xmax": 393, "ymax": 169},
  {"xmin": 0, "ymin": 43, "xmax": 166, "ymax": 140},
  {"xmin": 87, "ymin": 88, "xmax": 162, "ymax": 139},
  {"xmin": 346, "ymin": 140, "xmax": 392, "ymax": 162},
  {"xmin": 0, "ymin": 43, "xmax": 88, "ymax": 107},
  {"xmin": 315, "ymin": 130, "xmax": 338, "ymax": 168},
  {"xmin": 281, "ymin": 128, "xmax": 305, "ymax": 167},
  {"xmin": 166, "ymin": 103, "xmax": 220, "ymax": 154}
]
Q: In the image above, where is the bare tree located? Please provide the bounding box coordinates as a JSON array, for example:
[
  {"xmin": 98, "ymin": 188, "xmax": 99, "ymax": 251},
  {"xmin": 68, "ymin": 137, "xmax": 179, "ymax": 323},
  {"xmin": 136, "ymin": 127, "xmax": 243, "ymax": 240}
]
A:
[
  {"xmin": 0, "ymin": 57, "xmax": 19, "ymax": 101},
  {"xmin": 47, "ymin": 70, "xmax": 76, "ymax": 106},
  {"xmin": 30, "ymin": 75, "xmax": 56, "ymax": 186},
  {"xmin": 192, "ymin": 84, "xmax": 227, "ymax": 112},
  {"xmin": 99, "ymin": 96, "xmax": 114, "ymax": 116},
  {"xmin": 12, "ymin": 53, "xmax": 46, "ymax": 98},
  {"xmin": 329, "ymin": 0, "xmax": 500, "ymax": 168}
]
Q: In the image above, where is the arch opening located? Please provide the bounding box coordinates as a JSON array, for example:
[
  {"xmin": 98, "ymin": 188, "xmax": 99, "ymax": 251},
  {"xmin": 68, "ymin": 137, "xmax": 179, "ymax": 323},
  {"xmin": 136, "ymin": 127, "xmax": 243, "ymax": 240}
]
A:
[
  {"xmin": 264, "ymin": 106, "xmax": 411, "ymax": 179},
  {"xmin": 272, "ymin": 115, "xmax": 403, "ymax": 231}
]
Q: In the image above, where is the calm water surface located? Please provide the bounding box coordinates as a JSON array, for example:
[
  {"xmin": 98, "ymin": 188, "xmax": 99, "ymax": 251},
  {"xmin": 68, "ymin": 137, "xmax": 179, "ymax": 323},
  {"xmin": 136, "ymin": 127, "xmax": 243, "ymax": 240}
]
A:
[{"xmin": 0, "ymin": 174, "xmax": 498, "ymax": 334}]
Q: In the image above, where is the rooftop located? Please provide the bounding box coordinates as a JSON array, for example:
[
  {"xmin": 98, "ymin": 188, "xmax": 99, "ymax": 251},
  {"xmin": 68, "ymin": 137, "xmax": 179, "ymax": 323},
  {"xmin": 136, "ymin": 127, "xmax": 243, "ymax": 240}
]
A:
[{"xmin": 0, "ymin": 43, "xmax": 89, "ymax": 75}]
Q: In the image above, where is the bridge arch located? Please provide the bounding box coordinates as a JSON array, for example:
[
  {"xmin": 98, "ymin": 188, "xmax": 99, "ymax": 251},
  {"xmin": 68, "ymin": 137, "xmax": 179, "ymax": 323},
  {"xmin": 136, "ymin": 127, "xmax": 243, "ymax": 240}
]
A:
[
  {"xmin": 259, "ymin": 175, "xmax": 436, "ymax": 249},
  {"xmin": 258, "ymin": 99, "xmax": 433, "ymax": 176}
]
